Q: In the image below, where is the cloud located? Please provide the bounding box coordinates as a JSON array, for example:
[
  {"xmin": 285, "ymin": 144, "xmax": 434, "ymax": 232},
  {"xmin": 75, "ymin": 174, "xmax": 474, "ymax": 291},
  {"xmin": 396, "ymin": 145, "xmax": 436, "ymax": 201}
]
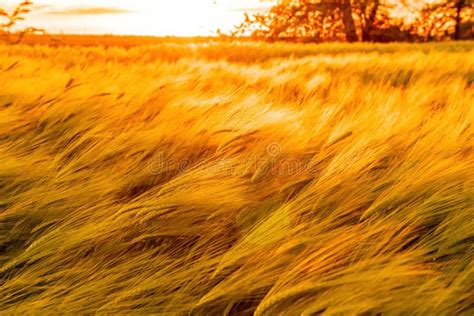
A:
[
  {"xmin": 48, "ymin": 6, "xmax": 132, "ymax": 16},
  {"xmin": 229, "ymin": 6, "xmax": 272, "ymax": 14},
  {"xmin": 33, "ymin": 4, "xmax": 53, "ymax": 11}
]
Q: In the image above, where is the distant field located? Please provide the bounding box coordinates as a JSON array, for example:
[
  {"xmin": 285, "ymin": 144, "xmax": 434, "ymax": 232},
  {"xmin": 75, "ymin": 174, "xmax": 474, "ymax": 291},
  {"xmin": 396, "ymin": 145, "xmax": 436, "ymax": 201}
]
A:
[
  {"xmin": 15, "ymin": 34, "xmax": 220, "ymax": 47},
  {"xmin": 0, "ymin": 41, "xmax": 473, "ymax": 314}
]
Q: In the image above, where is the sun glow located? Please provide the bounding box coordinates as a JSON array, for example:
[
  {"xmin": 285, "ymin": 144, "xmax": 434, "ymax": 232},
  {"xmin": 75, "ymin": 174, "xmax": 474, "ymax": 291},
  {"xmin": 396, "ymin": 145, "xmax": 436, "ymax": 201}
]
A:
[
  {"xmin": 4, "ymin": 0, "xmax": 275, "ymax": 36},
  {"xmin": 124, "ymin": 1, "xmax": 224, "ymax": 36}
]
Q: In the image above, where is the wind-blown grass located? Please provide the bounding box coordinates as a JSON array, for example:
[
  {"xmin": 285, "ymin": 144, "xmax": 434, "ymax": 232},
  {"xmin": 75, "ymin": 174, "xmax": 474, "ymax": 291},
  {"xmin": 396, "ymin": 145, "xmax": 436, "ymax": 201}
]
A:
[{"xmin": 0, "ymin": 41, "xmax": 473, "ymax": 314}]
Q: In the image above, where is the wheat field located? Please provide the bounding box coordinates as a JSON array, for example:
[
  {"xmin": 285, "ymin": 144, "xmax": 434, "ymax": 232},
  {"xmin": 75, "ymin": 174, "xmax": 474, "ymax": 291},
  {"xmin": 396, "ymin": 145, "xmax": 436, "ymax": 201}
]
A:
[{"xmin": 0, "ymin": 41, "xmax": 473, "ymax": 314}]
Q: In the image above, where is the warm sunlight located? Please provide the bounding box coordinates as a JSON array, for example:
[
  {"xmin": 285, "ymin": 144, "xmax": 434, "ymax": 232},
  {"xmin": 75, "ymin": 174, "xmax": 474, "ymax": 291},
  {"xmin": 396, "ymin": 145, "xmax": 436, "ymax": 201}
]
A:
[
  {"xmin": 2, "ymin": 1, "xmax": 452, "ymax": 36},
  {"xmin": 5, "ymin": 0, "xmax": 275, "ymax": 36},
  {"xmin": 1, "ymin": 0, "xmax": 473, "ymax": 314}
]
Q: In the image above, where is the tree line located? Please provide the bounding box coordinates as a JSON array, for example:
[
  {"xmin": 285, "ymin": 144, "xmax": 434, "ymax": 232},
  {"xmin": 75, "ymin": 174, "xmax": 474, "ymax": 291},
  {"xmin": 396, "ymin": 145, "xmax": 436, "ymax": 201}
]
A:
[{"xmin": 230, "ymin": 0, "xmax": 473, "ymax": 42}]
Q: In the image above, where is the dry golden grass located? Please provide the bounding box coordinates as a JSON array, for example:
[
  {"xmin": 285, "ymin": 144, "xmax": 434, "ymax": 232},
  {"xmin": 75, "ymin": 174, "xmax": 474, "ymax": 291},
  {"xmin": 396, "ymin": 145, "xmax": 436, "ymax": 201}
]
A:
[{"xmin": 0, "ymin": 41, "xmax": 473, "ymax": 314}]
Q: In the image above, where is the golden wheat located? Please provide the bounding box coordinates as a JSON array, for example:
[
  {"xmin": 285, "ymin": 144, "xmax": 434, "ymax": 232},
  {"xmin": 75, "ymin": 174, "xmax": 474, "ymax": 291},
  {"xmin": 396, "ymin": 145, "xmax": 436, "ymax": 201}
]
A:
[{"xmin": 0, "ymin": 41, "xmax": 473, "ymax": 314}]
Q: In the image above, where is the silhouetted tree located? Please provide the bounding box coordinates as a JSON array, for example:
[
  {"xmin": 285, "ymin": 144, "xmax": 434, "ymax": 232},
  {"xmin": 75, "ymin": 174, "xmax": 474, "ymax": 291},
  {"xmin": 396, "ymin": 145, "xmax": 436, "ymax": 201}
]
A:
[
  {"xmin": 234, "ymin": 1, "xmax": 346, "ymax": 42},
  {"xmin": 340, "ymin": 0, "xmax": 358, "ymax": 42},
  {"xmin": 452, "ymin": 0, "xmax": 472, "ymax": 40},
  {"xmin": 233, "ymin": 0, "xmax": 471, "ymax": 42},
  {"xmin": 234, "ymin": 0, "xmax": 409, "ymax": 42},
  {"xmin": 354, "ymin": 0, "xmax": 381, "ymax": 41},
  {"xmin": 409, "ymin": 0, "xmax": 472, "ymax": 41}
]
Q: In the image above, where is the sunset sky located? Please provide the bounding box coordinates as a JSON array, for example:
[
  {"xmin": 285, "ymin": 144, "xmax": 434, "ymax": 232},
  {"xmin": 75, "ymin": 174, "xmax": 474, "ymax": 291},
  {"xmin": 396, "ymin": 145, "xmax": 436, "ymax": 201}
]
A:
[{"xmin": 3, "ymin": 0, "xmax": 276, "ymax": 36}]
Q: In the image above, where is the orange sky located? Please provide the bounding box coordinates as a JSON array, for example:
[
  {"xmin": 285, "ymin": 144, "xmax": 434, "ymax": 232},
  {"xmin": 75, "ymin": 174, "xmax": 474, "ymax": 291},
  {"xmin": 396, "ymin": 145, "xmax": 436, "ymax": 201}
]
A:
[
  {"xmin": 3, "ymin": 1, "xmax": 434, "ymax": 36},
  {"xmin": 3, "ymin": 0, "xmax": 276, "ymax": 36}
]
